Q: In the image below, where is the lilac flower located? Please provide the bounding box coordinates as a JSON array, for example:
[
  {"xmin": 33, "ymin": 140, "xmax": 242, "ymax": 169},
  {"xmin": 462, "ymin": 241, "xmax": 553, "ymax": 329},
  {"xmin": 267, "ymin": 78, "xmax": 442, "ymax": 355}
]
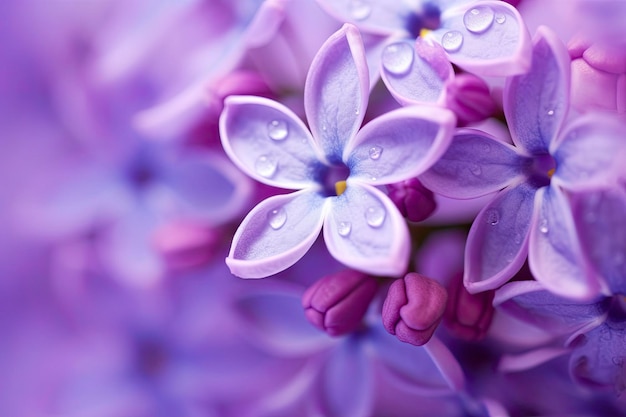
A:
[
  {"xmin": 316, "ymin": 0, "xmax": 532, "ymax": 77},
  {"xmin": 495, "ymin": 280, "xmax": 626, "ymax": 397},
  {"xmin": 220, "ymin": 24, "xmax": 455, "ymax": 278},
  {"xmin": 420, "ymin": 26, "xmax": 626, "ymax": 299}
]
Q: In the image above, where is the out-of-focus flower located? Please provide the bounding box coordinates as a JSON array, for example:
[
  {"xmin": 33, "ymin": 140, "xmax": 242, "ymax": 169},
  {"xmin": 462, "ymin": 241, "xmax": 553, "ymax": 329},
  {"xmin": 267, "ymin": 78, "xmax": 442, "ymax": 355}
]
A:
[
  {"xmin": 445, "ymin": 271, "xmax": 495, "ymax": 341},
  {"xmin": 386, "ymin": 177, "xmax": 437, "ymax": 222},
  {"xmin": 382, "ymin": 272, "xmax": 448, "ymax": 346},
  {"xmin": 316, "ymin": 0, "xmax": 532, "ymax": 76},
  {"xmin": 302, "ymin": 269, "xmax": 379, "ymax": 336},
  {"xmin": 569, "ymin": 34, "xmax": 626, "ymax": 116},
  {"xmin": 420, "ymin": 26, "xmax": 626, "ymax": 300},
  {"xmin": 220, "ymin": 24, "xmax": 455, "ymax": 278}
]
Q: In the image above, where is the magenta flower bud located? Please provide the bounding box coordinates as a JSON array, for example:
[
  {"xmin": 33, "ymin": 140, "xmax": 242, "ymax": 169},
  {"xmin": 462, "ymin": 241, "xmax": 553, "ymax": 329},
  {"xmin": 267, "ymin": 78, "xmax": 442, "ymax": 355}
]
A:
[
  {"xmin": 569, "ymin": 35, "xmax": 626, "ymax": 115},
  {"xmin": 444, "ymin": 273, "xmax": 495, "ymax": 341},
  {"xmin": 386, "ymin": 178, "xmax": 437, "ymax": 223},
  {"xmin": 382, "ymin": 273, "xmax": 448, "ymax": 346},
  {"xmin": 444, "ymin": 73, "xmax": 498, "ymax": 126},
  {"xmin": 302, "ymin": 270, "xmax": 379, "ymax": 336}
]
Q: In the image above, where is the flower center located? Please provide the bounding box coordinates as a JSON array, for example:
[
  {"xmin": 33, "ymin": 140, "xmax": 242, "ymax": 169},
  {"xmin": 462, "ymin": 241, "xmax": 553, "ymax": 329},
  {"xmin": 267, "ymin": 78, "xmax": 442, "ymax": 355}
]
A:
[
  {"xmin": 526, "ymin": 153, "xmax": 557, "ymax": 188},
  {"xmin": 320, "ymin": 163, "xmax": 350, "ymax": 197},
  {"xmin": 406, "ymin": 3, "xmax": 441, "ymax": 38}
]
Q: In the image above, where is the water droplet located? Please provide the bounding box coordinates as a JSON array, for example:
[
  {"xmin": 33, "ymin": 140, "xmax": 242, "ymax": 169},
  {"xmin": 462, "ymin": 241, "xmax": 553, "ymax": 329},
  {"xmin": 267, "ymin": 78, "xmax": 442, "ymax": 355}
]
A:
[
  {"xmin": 382, "ymin": 42, "xmax": 414, "ymax": 75},
  {"xmin": 469, "ymin": 163, "xmax": 482, "ymax": 176},
  {"xmin": 255, "ymin": 155, "xmax": 278, "ymax": 178},
  {"xmin": 322, "ymin": 124, "xmax": 327, "ymax": 132},
  {"xmin": 349, "ymin": 0, "xmax": 371, "ymax": 20},
  {"xmin": 370, "ymin": 176, "xmax": 377, "ymax": 181},
  {"xmin": 267, "ymin": 207, "xmax": 287, "ymax": 230},
  {"xmin": 514, "ymin": 233, "xmax": 523, "ymax": 244},
  {"xmin": 368, "ymin": 145, "xmax": 383, "ymax": 160},
  {"xmin": 480, "ymin": 142, "xmax": 492, "ymax": 153},
  {"xmin": 539, "ymin": 218, "xmax": 549, "ymax": 234},
  {"xmin": 267, "ymin": 119, "xmax": 288, "ymax": 141},
  {"xmin": 338, "ymin": 221, "xmax": 352, "ymax": 237},
  {"xmin": 365, "ymin": 206, "xmax": 386, "ymax": 228},
  {"xmin": 441, "ymin": 31, "xmax": 463, "ymax": 52},
  {"xmin": 485, "ymin": 208, "xmax": 499, "ymax": 225},
  {"xmin": 355, "ymin": 108, "xmax": 360, "ymax": 115},
  {"xmin": 495, "ymin": 13, "xmax": 506, "ymax": 24},
  {"xmin": 547, "ymin": 109, "xmax": 555, "ymax": 116},
  {"xmin": 464, "ymin": 6, "xmax": 494, "ymax": 33}
]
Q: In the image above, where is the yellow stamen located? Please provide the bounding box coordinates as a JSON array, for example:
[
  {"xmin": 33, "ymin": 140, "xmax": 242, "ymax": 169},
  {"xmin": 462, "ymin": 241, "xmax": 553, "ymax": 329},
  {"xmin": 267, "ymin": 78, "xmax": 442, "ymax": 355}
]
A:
[
  {"xmin": 420, "ymin": 28, "xmax": 431, "ymax": 38},
  {"xmin": 547, "ymin": 168, "xmax": 555, "ymax": 178},
  {"xmin": 335, "ymin": 180, "xmax": 347, "ymax": 196}
]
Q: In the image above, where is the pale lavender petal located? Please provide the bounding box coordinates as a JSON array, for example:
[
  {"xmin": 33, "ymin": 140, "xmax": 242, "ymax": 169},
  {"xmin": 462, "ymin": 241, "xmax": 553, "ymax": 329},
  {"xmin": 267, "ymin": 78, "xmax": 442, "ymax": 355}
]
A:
[
  {"xmin": 553, "ymin": 114, "xmax": 626, "ymax": 190},
  {"xmin": 316, "ymin": 342, "xmax": 373, "ymax": 417},
  {"xmin": 323, "ymin": 183, "xmax": 409, "ymax": 277},
  {"xmin": 381, "ymin": 38, "xmax": 453, "ymax": 106},
  {"xmin": 305, "ymin": 23, "xmax": 369, "ymax": 163},
  {"xmin": 420, "ymin": 129, "xmax": 529, "ymax": 199},
  {"xmin": 158, "ymin": 151, "xmax": 252, "ymax": 224},
  {"xmin": 346, "ymin": 106, "xmax": 455, "ymax": 186},
  {"xmin": 220, "ymin": 95, "xmax": 324, "ymax": 189},
  {"xmin": 494, "ymin": 281, "xmax": 609, "ymax": 337},
  {"xmin": 529, "ymin": 186, "xmax": 604, "ymax": 300},
  {"xmin": 464, "ymin": 182, "xmax": 537, "ymax": 293},
  {"xmin": 315, "ymin": 0, "xmax": 416, "ymax": 37},
  {"xmin": 503, "ymin": 26, "xmax": 570, "ymax": 154},
  {"xmin": 227, "ymin": 190, "xmax": 328, "ymax": 278},
  {"xmin": 571, "ymin": 188, "xmax": 626, "ymax": 295},
  {"xmin": 422, "ymin": 336, "xmax": 466, "ymax": 391},
  {"xmin": 430, "ymin": 1, "xmax": 531, "ymax": 76},
  {"xmin": 235, "ymin": 285, "xmax": 333, "ymax": 356},
  {"xmin": 499, "ymin": 348, "xmax": 572, "ymax": 372}
]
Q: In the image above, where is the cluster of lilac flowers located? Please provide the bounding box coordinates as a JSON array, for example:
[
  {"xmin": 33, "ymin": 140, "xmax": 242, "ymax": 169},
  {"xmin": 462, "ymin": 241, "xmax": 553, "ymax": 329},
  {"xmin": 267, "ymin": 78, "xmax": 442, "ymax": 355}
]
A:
[{"xmin": 3, "ymin": 0, "xmax": 626, "ymax": 415}]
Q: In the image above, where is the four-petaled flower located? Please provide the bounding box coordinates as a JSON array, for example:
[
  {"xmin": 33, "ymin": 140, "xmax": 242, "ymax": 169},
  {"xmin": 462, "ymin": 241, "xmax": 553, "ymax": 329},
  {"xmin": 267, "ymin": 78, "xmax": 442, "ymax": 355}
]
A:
[{"xmin": 220, "ymin": 24, "xmax": 455, "ymax": 278}]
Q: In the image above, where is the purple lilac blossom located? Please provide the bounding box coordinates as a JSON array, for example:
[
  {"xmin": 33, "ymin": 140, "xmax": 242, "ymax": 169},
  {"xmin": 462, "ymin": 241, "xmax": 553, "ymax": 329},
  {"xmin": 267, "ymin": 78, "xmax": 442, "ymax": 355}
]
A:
[
  {"xmin": 220, "ymin": 23, "xmax": 455, "ymax": 278},
  {"xmin": 420, "ymin": 26, "xmax": 626, "ymax": 300}
]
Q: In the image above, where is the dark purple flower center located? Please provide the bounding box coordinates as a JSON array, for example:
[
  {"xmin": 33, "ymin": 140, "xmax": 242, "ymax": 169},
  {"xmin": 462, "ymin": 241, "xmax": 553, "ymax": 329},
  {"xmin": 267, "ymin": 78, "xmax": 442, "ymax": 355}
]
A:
[
  {"xmin": 406, "ymin": 3, "xmax": 441, "ymax": 38},
  {"xmin": 319, "ymin": 163, "xmax": 350, "ymax": 197}
]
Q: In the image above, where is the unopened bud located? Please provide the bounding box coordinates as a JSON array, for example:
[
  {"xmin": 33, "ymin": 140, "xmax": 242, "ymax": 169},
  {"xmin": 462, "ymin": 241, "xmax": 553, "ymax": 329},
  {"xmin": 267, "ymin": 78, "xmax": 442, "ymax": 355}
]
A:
[
  {"xmin": 382, "ymin": 273, "xmax": 448, "ymax": 346},
  {"xmin": 444, "ymin": 73, "xmax": 498, "ymax": 126},
  {"xmin": 444, "ymin": 272, "xmax": 495, "ymax": 341},
  {"xmin": 302, "ymin": 270, "xmax": 379, "ymax": 336},
  {"xmin": 387, "ymin": 178, "xmax": 437, "ymax": 222}
]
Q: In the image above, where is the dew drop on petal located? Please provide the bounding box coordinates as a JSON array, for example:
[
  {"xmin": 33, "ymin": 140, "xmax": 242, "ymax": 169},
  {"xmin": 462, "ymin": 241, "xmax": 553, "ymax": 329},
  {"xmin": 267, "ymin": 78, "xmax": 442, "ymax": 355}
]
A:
[
  {"xmin": 267, "ymin": 119, "xmax": 288, "ymax": 141},
  {"xmin": 441, "ymin": 31, "xmax": 463, "ymax": 52},
  {"xmin": 382, "ymin": 42, "xmax": 414, "ymax": 75},
  {"xmin": 349, "ymin": 0, "xmax": 372, "ymax": 20},
  {"xmin": 463, "ymin": 6, "xmax": 494, "ymax": 33},
  {"xmin": 365, "ymin": 206, "xmax": 386, "ymax": 228},
  {"xmin": 485, "ymin": 208, "xmax": 499, "ymax": 226},
  {"xmin": 539, "ymin": 218, "xmax": 549, "ymax": 234},
  {"xmin": 469, "ymin": 163, "xmax": 482, "ymax": 176},
  {"xmin": 255, "ymin": 155, "xmax": 278, "ymax": 178},
  {"xmin": 267, "ymin": 207, "xmax": 287, "ymax": 230},
  {"xmin": 547, "ymin": 110, "xmax": 555, "ymax": 116},
  {"xmin": 338, "ymin": 221, "xmax": 352, "ymax": 237},
  {"xmin": 368, "ymin": 145, "xmax": 383, "ymax": 160},
  {"xmin": 495, "ymin": 13, "xmax": 506, "ymax": 24}
]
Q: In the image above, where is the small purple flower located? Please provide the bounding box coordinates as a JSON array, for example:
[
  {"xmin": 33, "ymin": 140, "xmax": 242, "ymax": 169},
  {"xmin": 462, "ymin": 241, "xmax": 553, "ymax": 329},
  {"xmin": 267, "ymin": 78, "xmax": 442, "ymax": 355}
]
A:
[
  {"xmin": 382, "ymin": 272, "xmax": 448, "ymax": 346},
  {"xmin": 220, "ymin": 24, "xmax": 455, "ymax": 278},
  {"xmin": 302, "ymin": 269, "xmax": 379, "ymax": 336},
  {"xmin": 420, "ymin": 26, "xmax": 626, "ymax": 300},
  {"xmin": 316, "ymin": 0, "xmax": 532, "ymax": 77}
]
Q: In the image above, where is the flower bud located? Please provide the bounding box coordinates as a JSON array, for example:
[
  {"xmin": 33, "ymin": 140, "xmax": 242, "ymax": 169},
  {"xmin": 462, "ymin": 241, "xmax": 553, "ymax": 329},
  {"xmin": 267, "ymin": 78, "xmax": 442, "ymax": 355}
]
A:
[
  {"xmin": 382, "ymin": 273, "xmax": 448, "ymax": 346},
  {"xmin": 302, "ymin": 270, "xmax": 379, "ymax": 336},
  {"xmin": 569, "ymin": 35, "xmax": 626, "ymax": 115},
  {"xmin": 444, "ymin": 272, "xmax": 495, "ymax": 341},
  {"xmin": 444, "ymin": 73, "xmax": 498, "ymax": 126},
  {"xmin": 387, "ymin": 178, "xmax": 437, "ymax": 222}
]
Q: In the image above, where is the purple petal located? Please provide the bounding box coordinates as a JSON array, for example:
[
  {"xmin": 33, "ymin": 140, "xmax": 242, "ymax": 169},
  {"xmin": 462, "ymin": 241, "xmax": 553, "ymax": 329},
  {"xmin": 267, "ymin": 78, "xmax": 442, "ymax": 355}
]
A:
[
  {"xmin": 316, "ymin": 342, "xmax": 373, "ymax": 417},
  {"xmin": 430, "ymin": 1, "xmax": 531, "ymax": 76},
  {"xmin": 420, "ymin": 129, "xmax": 529, "ymax": 199},
  {"xmin": 227, "ymin": 190, "xmax": 328, "ymax": 278},
  {"xmin": 220, "ymin": 95, "xmax": 324, "ymax": 189},
  {"xmin": 464, "ymin": 182, "xmax": 537, "ymax": 293},
  {"xmin": 494, "ymin": 281, "xmax": 609, "ymax": 338},
  {"xmin": 571, "ymin": 188, "xmax": 626, "ymax": 295},
  {"xmin": 158, "ymin": 151, "xmax": 252, "ymax": 224},
  {"xmin": 553, "ymin": 114, "xmax": 626, "ymax": 190},
  {"xmin": 315, "ymin": 0, "xmax": 415, "ymax": 37},
  {"xmin": 346, "ymin": 105, "xmax": 455, "ymax": 185},
  {"xmin": 304, "ymin": 23, "xmax": 369, "ymax": 163},
  {"xmin": 381, "ymin": 38, "xmax": 453, "ymax": 106},
  {"xmin": 503, "ymin": 26, "xmax": 570, "ymax": 154},
  {"xmin": 323, "ymin": 183, "xmax": 409, "ymax": 277},
  {"xmin": 499, "ymin": 348, "xmax": 572, "ymax": 372},
  {"xmin": 528, "ymin": 186, "xmax": 603, "ymax": 300}
]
